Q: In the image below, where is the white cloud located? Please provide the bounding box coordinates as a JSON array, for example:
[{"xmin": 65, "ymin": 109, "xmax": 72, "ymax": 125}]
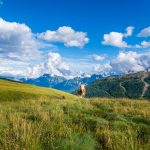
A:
[
  {"xmin": 28, "ymin": 51, "xmax": 150, "ymax": 78},
  {"xmin": 141, "ymin": 41, "xmax": 150, "ymax": 48},
  {"xmin": 1, "ymin": 18, "xmax": 150, "ymax": 79},
  {"xmin": 0, "ymin": 52, "xmax": 72, "ymax": 79},
  {"xmin": 26, "ymin": 64, "xmax": 45, "ymax": 78},
  {"xmin": 139, "ymin": 52, "xmax": 150, "ymax": 72},
  {"xmin": 102, "ymin": 26, "xmax": 134, "ymax": 48},
  {"xmin": 0, "ymin": 18, "xmax": 46, "ymax": 78},
  {"xmin": 93, "ymin": 64, "xmax": 111, "ymax": 72},
  {"xmin": 91, "ymin": 54, "xmax": 105, "ymax": 61},
  {"xmin": 137, "ymin": 26, "xmax": 150, "ymax": 37},
  {"xmin": 0, "ymin": 18, "xmax": 41, "ymax": 61},
  {"xmin": 93, "ymin": 51, "xmax": 150, "ymax": 75},
  {"xmin": 124, "ymin": 26, "xmax": 134, "ymax": 37},
  {"xmin": 102, "ymin": 26, "xmax": 150, "ymax": 49},
  {"xmin": 45, "ymin": 52, "xmax": 71, "ymax": 77},
  {"xmin": 0, "ymin": 58, "xmax": 31, "ymax": 78},
  {"xmin": 0, "ymin": 18, "xmax": 86, "ymax": 79},
  {"xmin": 110, "ymin": 51, "xmax": 143, "ymax": 73},
  {"xmin": 37, "ymin": 26, "xmax": 89, "ymax": 48},
  {"xmin": 102, "ymin": 32, "xmax": 127, "ymax": 47},
  {"xmin": 110, "ymin": 51, "xmax": 150, "ymax": 73},
  {"xmin": 135, "ymin": 41, "xmax": 150, "ymax": 48},
  {"xmin": 0, "ymin": 66, "xmax": 25, "ymax": 77}
]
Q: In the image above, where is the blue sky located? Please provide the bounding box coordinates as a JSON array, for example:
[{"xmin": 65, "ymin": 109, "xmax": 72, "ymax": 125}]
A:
[{"xmin": 0, "ymin": 0, "xmax": 150, "ymax": 78}]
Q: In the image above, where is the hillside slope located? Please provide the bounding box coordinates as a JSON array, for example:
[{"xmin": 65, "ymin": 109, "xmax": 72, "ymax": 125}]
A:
[
  {"xmin": 0, "ymin": 79, "xmax": 149, "ymax": 149},
  {"xmin": 86, "ymin": 72, "xmax": 150, "ymax": 99},
  {"xmin": 0, "ymin": 78, "xmax": 75, "ymax": 102}
]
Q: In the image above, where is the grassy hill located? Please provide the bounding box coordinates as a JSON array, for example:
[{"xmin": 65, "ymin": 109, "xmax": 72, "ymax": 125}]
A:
[
  {"xmin": 86, "ymin": 72, "xmax": 150, "ymax": 99},
  {"xmin": 0, "ymin": 78, "xmax": 74, "ymax": 102},
  {"xmin": 0, "ymin": 79, "xmax": 150, "ymax": 149}
]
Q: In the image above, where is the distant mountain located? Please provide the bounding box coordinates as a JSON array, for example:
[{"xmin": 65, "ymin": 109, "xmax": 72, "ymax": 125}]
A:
[
  {"xmin": 20, "ymin": 74, "xmax": 103, "ymax": 92},
  {"xmin": 86, "ymin": 72, "xmax": 150, "ymax": 99},
  {"xmin": 53, "ymin": 74, "xmax": 103, "ymax": 92},
  {"xmin": 2, "ymin": 72, "xmax": 150, "ymax": 99},
  {"xmin": 21, "ymin": 74, "xmax": 66, "ymax": 88},
  {"xmin": 0, "ymin": 75, "xmax": 17, "ymax": 81}
]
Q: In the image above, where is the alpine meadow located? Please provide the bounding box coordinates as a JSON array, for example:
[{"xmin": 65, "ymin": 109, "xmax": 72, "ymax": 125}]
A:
[{"xmin": 0, "ymin": 79, "xmax": 149, "ymax": 149}]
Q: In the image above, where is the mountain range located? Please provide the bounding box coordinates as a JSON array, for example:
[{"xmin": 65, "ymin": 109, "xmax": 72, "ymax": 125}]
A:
[
  {"xmin": 2, "ymin": 72, "xmax": 150, "ymax": 100},
  {"xmin": 20, "ymin": 73, "xmax": 104, "ymax": 92}
]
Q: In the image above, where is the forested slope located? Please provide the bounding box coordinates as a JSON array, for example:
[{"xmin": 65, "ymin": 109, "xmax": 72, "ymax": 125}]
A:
[{"xmin": 86, "ymin": 72, "xmax": 150, "ymax": 99}]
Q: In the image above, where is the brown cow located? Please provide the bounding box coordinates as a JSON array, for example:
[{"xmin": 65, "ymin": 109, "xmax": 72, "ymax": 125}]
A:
[{"xmin": 77, "ymin": 84, "xmax": 86, "ymax": 98}]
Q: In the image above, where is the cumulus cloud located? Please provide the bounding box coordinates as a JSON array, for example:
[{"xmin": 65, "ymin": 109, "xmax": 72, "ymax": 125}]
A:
[
  {"xmin": 0, "ymin": 52, "xmax": 72, "ymax": 78},
  {"xmin": 124, "ymin": 26, "xmax": 134, "ymax": 37},
  {"xmin": 141, "ymin": 41, "xmax": 150, "ymax": 48},
  {"xmin": 27, "ymin": 52, "xmax": 72, "ymax": 78},
  {"xmin": 135, "ymin": 41, "xmax": 150, "ymax": 48},
  {"xmin": 0, "ymin": 18, "xmax": 88, "ymax": 79},
  {"xmin": 102, "ymin": 32, "xmax": 127, "ymax": 47},
  {"xmin": 91, "ymin": 54, "xmax": 105, "ymax": 61},
  {"xmin": 110, "ymin": 51, "xmax": 143, "ymax": 73},
  {"xmin": 0, "ymin": 66, "xmax": 25, "ymax": 77},
  {"xmin": 0, "ymin": 57, "xmax": 31, "ymax": 77},
  {"xmin": 137, "ymin": 26, "xmax": 150, "ymax": 37},
  {"xmin": 45, "ymin": 52, "xmax": 71, "ymax": 77},
  {"xmin": 93, "ymin": 64, "xmax": 111, "ymax": 72},
  {"xmin": 1, "ymin": 18, "xmax": 150, "ymax": 79},
  {"xmin": 138, "ymin": 53, "xmax": 150, "ymax": 72},
  {"xmin": 0, "ymin": 18, "xmax": 41, "ymax": 61},
  {"xmin": 102, "ymin": 26, "xmax": 134, "ymax": 48},
  {"xmin": 93, "ymin": 51, "xmax": 150, "ymax": 75},
  {"xmin": 30, "ymin": 51, "xmax": 150, "ymax": 77},
  {"xmin": 26, "ymin": 64, "xmax": 45, "ymax": 78},
  {"xmin": 110, "ymin": 51, "xmax": 150, "ymax": 74},
  {"xmin": 37, "ymin": 26, "xmax": 89, "ymax": 48},
  {"xmin": 102, "ymin": 26, "xmax": 150, "ymax": 49}
]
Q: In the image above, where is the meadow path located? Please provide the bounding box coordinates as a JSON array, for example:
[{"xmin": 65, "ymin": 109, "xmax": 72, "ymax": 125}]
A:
[{"xmin": 141, "ymin": 73, "xmax": 149, "ymax": 97}]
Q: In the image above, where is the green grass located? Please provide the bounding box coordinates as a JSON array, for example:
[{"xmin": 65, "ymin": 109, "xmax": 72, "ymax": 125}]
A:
[
  {"xmin": 0, "ymin": 79, "xmax": 150, "ymax": 150},
  {"xmin": 0, "ymin": 79, "xmax": 74, "ymax": 101}
]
